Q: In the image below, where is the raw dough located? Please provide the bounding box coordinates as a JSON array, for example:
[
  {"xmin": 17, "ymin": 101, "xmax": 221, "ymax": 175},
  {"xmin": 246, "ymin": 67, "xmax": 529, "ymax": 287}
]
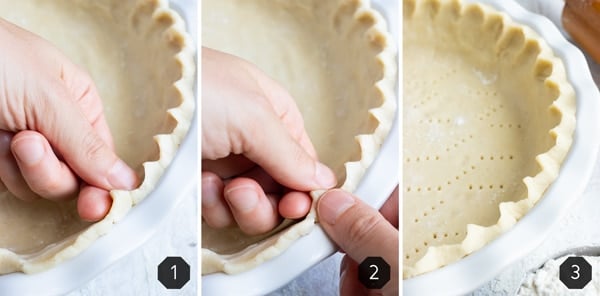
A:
[
  {"xmin": 0, "ymin": 0, "xmax": 195, "ymax": 274},
  {"xmin": 403, "ymin": 0, "xmax": 576, "ymax": 278},
  {"xmin": 202, "ymin": 0, "xmax": 396, "ymax": 274}
]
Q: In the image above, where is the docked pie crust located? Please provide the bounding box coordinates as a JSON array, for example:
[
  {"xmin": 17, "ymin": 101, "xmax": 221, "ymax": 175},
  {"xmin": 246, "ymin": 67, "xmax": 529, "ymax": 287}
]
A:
[
  {"xmin": 202, "ymin": 0, "xmax": 396, "ymax": 274},
  {"xmin": 0, "ymin": 0, "xmax": 195, "ymax": 274},
  {"xmin": 403, "ymin": 0, "xmax": 576, "ymax": 278}
]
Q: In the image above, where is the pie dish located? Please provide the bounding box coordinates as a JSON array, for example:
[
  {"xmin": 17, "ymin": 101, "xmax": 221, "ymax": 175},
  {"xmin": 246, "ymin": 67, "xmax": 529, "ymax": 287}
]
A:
[
  {"xmin": 0, "ymin": 0, "xmax": 195, "ymax": 274},
  {"xmin": 403, "ymin": 0, "xmax": 576, "ymax": 279},
  {"xmin": 202, "ymin": 0, "xmax": 396, "ymax": 274}
]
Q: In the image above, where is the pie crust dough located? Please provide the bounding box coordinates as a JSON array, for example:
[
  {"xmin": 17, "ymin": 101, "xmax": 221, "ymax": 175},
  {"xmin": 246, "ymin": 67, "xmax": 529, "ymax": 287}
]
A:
[
  {"xmin": 0, "ymin": 0, "xmax": 195, "ymax": 274},
  {"xmin": 202, "ymin": 0, "xmax": 396, "ymax": 274},
  {"xmin": 403, "ymin": 0, "xmax": 576, "ymax": 278}
]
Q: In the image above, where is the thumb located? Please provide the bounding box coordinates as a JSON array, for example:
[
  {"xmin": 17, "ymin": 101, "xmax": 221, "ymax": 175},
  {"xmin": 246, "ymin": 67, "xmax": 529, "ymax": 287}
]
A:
[
  {"xmin": 317, "ymin": 189, "xmax": 398, "ymax": 273},
  {"xmin": 37, "ymin": 85, "xmax": 138, "ymax": 191}
]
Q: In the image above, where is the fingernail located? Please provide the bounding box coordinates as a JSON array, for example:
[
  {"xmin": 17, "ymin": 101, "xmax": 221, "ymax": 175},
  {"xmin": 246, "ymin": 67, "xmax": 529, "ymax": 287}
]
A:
[
  {"xmin": 316, "ymin": 162, "xmax": 337, "ymax": 188},
  {"xmin": 108, "ymin": 159, "xmax": 138, "ymax": 190},
  {"xmin": 318, "ymin": 189, "xmax": 355, "ymax": 225},
  {"xmin": 226, "ymin": 186, "xmax": 259, "ymax": 213},
  {"xmin": 13, "ymin": 136, "xmax": 45, "ymax": 166}
]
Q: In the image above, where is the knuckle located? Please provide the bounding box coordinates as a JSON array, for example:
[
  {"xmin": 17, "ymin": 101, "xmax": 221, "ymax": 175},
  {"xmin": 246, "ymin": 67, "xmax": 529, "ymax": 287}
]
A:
[
  {"xmin": 234, "ymin": 101, "xmax": 267, "ymax": 154},
  {"xmin": 347, "ymin": 214, "xmax": 381, "ymax": 246},
  {"xmin": 255, "ymin": 219, "xmax": 278, "ymax": 234},
  {"xmin": 81, "ymin": 133, "xmax": 108, "ymax": 163},
  {"xmin": 32, "ymin": 175, "xmax": 72, "ymax": 199},
  {"xmin": 33, "ymin": 177, "xmax": 59, "ymax": 196},
  {"xmin": 9, "ymin": 183, "xmax": 39, "ymax": 202},
  {"xmin": 201, "ymin": 134, "xmax": 231, "ymax": 160},
  {"xmin": 289, "ymin": 142, "xmax": 307, "ymax": 164},
  {"xmin": 238, "ymin": 210, "xmax": 278, "ymax": 236},
  {"xmin": 203, "ymin": 215, "xmax": 231, "ymax": 229},
  {"xmin": 16, "ymin": 192, "xmax": 39, "ymax": 202},
  {"xmin": 241, "ymin": 222, "xmax": 272, "ymax": 236}
]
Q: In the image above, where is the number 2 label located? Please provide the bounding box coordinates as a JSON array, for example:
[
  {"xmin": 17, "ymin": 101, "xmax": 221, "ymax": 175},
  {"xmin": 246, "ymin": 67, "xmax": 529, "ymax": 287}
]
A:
[{"xmin": 369, "ymin": 264, "xmax": 379, "ymax": 280}]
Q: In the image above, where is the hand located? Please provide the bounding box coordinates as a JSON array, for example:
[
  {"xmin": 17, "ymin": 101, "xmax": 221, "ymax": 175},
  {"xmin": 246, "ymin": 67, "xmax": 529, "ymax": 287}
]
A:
[
  {"xmin": 317, "ymin": 187, "xmax": 399, "ymax": 296},
  {"xmin": 0, "ymin": 19, "xmax": 138, "ymax": 221},
  {"xmin": 201, "ymin": 47, "xmax": 337, "ymax": 235}
]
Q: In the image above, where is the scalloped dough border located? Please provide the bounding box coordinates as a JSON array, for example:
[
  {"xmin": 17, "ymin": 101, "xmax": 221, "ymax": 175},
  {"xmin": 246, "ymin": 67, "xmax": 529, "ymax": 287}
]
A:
[
  {"xmin": 202, "ymin": 0, "xmax": 397, "ymax": 275},
  {"xmin": 0, "ymin": 0, "xmax": 196, "ymax": 274},
  {"xmin": 403, "ymin": 0, "xmax": 576, "ymax": 279}
]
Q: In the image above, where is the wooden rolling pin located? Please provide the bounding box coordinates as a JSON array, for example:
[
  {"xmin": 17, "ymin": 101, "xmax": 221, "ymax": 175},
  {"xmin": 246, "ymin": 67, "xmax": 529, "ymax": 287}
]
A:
[{"xmin": 562, "ymin": 0, "xmax": 600, "ymax": 64}]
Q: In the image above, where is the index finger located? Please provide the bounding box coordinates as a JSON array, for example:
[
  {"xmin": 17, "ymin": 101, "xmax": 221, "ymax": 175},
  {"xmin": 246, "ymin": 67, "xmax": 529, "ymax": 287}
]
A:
[
  {"xmin": 244, "ymin": 62, "xmax": 318, "ymax": 159},
  {"xmin": 36, "ymin": 80, "xmax": 138, "ymax": 192},
  {"xmin": 61, "ymin": 65, "xmax": 115, "ymax": 149}
]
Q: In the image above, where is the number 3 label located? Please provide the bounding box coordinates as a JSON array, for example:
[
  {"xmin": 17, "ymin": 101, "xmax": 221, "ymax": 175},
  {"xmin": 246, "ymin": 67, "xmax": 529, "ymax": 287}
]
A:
[{"xmin": 571, "ymin": 264, "xmax": 580, "ymax": 280}]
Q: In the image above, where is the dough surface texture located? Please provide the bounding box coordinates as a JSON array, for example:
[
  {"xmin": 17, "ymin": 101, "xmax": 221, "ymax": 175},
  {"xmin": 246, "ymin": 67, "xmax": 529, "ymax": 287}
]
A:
[{"xmin": 403, "ymin": 0, "xmax": 576, "ymax": 278}]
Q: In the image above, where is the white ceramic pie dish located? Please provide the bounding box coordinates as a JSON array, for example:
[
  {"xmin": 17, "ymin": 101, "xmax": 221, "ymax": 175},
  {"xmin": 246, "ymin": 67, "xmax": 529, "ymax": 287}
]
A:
[
  {"xmin": 403, "ymin": 0, "xmax": 600, "ymax": 295},
  {"xmin": 0, "ymin": 1, "xmax": 197, "ymax": 294},
  {"xmin": 201, "ymin": 2, "xmax": 398, "ymax": 294}
]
